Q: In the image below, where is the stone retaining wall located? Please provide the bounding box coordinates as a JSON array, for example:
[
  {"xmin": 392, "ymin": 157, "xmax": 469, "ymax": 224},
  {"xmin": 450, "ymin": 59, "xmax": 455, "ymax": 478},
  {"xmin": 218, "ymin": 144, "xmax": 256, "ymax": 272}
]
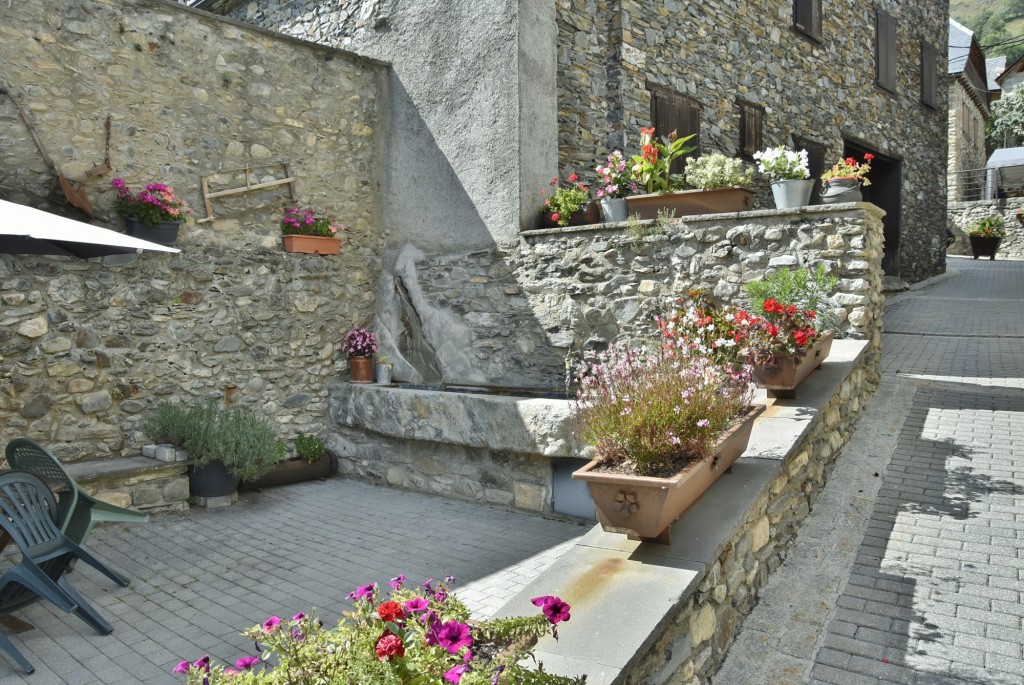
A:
[
  {"xmin": 948, "ymin": 198, "xmax": 1024, "ymax": 259},
  {"xmin": 629, "ymin": 354, "xmax": 873, "ymax": 684}
]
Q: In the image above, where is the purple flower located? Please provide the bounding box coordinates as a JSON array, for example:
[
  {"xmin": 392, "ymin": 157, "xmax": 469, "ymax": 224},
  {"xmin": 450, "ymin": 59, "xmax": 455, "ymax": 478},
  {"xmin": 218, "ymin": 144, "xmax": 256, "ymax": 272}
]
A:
[
  {"xmin": 403, "ymin": 597, "xmax": 429, "ymax": 613},
  {"xmin": 426, "ymin": 620, "xmax": 473, "ymax": 655},
  {"xmin": 434, "ymin": 590, "xmax": 448, "ymax": 603},
  {"xmin": 292, "ymin": 612, "xmax": 305, "ymax": 622},
  {"xmin": 347, "ymin": 583, "xmax": 376, "ymax": 601},
  {"xmin": 444, "ymin": 574, "xmax": 456, "ymax": 584},
  {"xmin": 262, "ymin": 616, "xmax": 282, "ymax": 633},
  {"xmin": 111, "ymin": 178, "xmax": 126, "ymax": 190},
  {"xmin": 194, "ymin": 655, "xmax": 210, "ymax": 672},
  {"xmin": 171, "ymin": 660, "xmax": 190, "ymax": 675},
  {"xmin": 390, "ymin": 574, "xmax": 406, "ymax": 590},
  {"xmin": 444, "ymin": 664, "xmax": 470, "ymax": 683},
  {"xmin": 491, "ymin": 665, "xmax": 505, "ymax": 685},
  {"xmin": 235, "ymin": 656, "xmax": 260, "ymax": 670},
  {"xmin": 530, "ymin": 596, "xmax": 571, "ymax": 624}
]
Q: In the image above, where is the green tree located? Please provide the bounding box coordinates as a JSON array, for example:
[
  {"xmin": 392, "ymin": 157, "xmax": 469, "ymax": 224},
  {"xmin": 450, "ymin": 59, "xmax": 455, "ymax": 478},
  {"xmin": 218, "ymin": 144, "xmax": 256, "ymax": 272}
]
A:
[{"xmin": 990, "ymin": 85, "xmax": 1024, "ymax": 147}]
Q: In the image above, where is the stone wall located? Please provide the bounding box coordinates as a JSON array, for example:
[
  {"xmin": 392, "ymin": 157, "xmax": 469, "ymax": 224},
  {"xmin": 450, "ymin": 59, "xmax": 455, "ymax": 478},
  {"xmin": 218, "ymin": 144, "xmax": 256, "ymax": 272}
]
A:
[
  {"xmin": 556, "ymin": 0, "xmax": 949, "ymax": 283},
  {"xmin": 0, "ymin": 0, "xmax": 384, "ymax": 249},
  {"xmin": 0, "ymin": 0, "xmax": 385, "ymax": 461},
  {"xmin": 947, "ymin": 78, "xmax": 989, "ymax": 204},
  {"xmin": 376, "ymin": 205, "xmax": 885, "ymax": 389},
  {"xmin": 0, "ymin": 248, "xmax": 377, "ymax": 462},
  {"xmin": 948, "ymin": 198, "xmax": 1024, "ymax": 258},
  {"xmin": 625, "ymin": 350, "xmax": 875, "ymax": 685}
]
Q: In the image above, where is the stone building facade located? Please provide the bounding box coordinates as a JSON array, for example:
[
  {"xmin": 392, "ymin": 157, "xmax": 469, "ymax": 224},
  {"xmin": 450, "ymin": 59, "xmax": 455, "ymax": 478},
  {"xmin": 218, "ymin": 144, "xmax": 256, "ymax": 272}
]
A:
[{"xmin": 946, "ymin": 19, "xmax": 991, "ymax": 203}]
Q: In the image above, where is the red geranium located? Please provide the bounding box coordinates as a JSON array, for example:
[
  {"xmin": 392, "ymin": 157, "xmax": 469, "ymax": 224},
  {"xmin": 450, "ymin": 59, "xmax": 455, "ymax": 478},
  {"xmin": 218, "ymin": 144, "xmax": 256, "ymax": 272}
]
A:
[
  {"xmin": 375, "ymin": 630, "xmax": 405, "ymax": 661},
  {"xmin": 377, "ymin": 601, "xmax": 406, "ymax": 622}
]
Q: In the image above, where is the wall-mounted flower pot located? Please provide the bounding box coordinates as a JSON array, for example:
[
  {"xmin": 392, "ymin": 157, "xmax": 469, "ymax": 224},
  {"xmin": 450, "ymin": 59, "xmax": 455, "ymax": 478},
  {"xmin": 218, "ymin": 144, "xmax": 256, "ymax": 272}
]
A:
[
  {"xmin": 968, "ymin": 236, "xmax": 1001, "ymax": 260},
  {"xmin": 282, "ymin": 235, "xmax": 341, "ymax": 255},
  {"xmin": 572, "ymin": 404, "xmax": 765, "ymax": 544},
  {"xmin": 625, "ymin": 187, "xmax": 754, "ymax": 220},
  {"xmin": 124, "ymin": 217, "xmax": 180, "ymax": 246},
  {"xmin": 752, "ymin": 332, "xmax": 834, "ymax": 399}
]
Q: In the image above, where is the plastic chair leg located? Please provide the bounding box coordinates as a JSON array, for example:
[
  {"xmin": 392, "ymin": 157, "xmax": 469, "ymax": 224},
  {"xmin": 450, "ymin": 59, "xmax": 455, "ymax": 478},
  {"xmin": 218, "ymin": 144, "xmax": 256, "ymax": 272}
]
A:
[
  {"xmin": 57, "ymin": 577, "xmax": 113, "ymax": 635},
  {"xmin": 0, "ymin": 632, "xmax": 33, "ymax": 673}
]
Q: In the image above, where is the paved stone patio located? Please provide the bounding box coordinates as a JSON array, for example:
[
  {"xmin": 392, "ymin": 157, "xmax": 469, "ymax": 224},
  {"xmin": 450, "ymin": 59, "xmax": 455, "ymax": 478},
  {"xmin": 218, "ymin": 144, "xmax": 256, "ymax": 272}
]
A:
[
  {"xmin": 0, "ymin": 480, "xmax": 587, "ymax": 684},
  {"xmin": 717, "ymin": 257, "xmax": 1024, "ymax": 685}
]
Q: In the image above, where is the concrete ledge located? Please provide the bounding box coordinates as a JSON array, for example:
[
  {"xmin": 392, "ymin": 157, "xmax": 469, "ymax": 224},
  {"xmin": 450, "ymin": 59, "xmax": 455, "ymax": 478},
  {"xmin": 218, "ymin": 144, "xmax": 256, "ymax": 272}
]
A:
[
  {"xmin": 495, "ymin": 339, "xmax": 870, "ymax": 685},
  {"xmin": 67, "ymin": 457, "xmax": 190, "ymax": 514}
]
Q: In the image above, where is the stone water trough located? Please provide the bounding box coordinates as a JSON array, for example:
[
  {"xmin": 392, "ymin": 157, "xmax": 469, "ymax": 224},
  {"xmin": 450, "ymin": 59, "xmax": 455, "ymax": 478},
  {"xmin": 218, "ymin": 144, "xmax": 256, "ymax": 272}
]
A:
[{"xmin": 327, "ymin": 382, "xmax": 595, "ymax": 516}]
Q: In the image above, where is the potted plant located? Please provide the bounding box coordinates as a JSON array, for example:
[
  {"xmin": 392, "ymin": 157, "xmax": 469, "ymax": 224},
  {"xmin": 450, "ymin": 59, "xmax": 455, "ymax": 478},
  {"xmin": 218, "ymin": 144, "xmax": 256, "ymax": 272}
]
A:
[
  {"xmin": 967, "ymin": 215, "xmax": 1006, "ymax": 260},
  {"xmin": 594, "ymin": 149, "xmax": 635, "ymax": 223},
  {"xmin": 744, "ymin": 264, "xmax": 840, "ymax": 332},
  {"xmin": 375, "ymin": 355, "xmax": 394, "ymax": 384},
  {"xmin": 240, "ymin": 434, "xmax": 338, "ymax": 491},
  {"xmin": 539, "ymin": 174, "xmax": 597, "ymax": 228},
  {"xmin": 744, "ymin": 299, "xmax": 833, "ymax": 399},
  {"xmin": 143, "ymin": 401, "xmax": 285, "ymax": 499},
  {"xmin": 624, "ymin": 126, "xmax": 698, "ymax": 219},
  {"xmin": 754, "ymin": 146, "xmax": 814, "ymax": 209},
  {"xmin": 172, "ymin": 576, "xmax": 582, "ymax": 684},
  {"xmin": 111, "ymin": 177, "xmax": 192, "ymax": 246},
  {"xmin": 571, "ymin": 298, "xmax": 763, "ymax": 543},
  {"xmin": 280, "ymin": 207, "xmax": 343, "ymax": 254},
  {"xmin": 342, "ymin": 326, "xmax": 378, "ymax": 383},
  {"xmin": 680, "ymin": 152, "xmax": 756, "ymax": 212},
  {"xmin": 820, "ymin": 153, "xmax": 873, "ymax": 204}
]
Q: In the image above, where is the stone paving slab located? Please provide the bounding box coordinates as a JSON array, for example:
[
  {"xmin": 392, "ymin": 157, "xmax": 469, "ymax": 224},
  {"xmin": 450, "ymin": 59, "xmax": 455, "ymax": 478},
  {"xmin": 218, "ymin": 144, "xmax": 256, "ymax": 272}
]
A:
[
  {"xmin": 0, "ymin": 479, "xmax": 587, "ymax": 684},
  {"xmin": 715, "ymin": 258, "xmax": 1024, "ymax": 685}
]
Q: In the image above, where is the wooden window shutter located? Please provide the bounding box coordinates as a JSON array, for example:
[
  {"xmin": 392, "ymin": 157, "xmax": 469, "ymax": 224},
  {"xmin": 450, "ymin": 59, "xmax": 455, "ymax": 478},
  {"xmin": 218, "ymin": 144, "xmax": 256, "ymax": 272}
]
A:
[
  {"xmin": 737, "ymin": 100, "xmax": 764, "ymax": 159},
  {"xmin": 793, "ymin": 0, "xmax": 822, "ymax": 40},
  {"xmin": 649, "ymin": 85, "xmax": 701, "ymax": 174},
  {"xmin": 876, "ymin": 9, "xmax": 897, "ymax": 93},
  {"xmin": 920, "ymin": 41, "xmax": 937, "ymax": 108}
]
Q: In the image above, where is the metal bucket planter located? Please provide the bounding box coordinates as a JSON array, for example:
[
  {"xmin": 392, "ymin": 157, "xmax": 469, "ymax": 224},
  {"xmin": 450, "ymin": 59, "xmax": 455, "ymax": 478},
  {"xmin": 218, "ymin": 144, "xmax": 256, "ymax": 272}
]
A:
[
  {"xmin": 349, "ymin": 355, "xmax": 374, "ymax": 383},
  {"xmin": 820, "ymin": 178, "xmax": 862, "ymax": 204},
  {"xmin": 572, "ymin": 404, "xmax": 765, "ymax": 544},
  {"xmin": 625, "ymin": 187, "xmax": 754, "ymax": 220},
  {"xmin": 599, "ymin": 197, "xmax": 628, "ymax": 223},
  {"xmin": 752, "ymin": 332, "xmax": 834, "ymax": 399},
  {"xmin": 770, "ymin": 179, "xmax": 815, "ymax": 209}
]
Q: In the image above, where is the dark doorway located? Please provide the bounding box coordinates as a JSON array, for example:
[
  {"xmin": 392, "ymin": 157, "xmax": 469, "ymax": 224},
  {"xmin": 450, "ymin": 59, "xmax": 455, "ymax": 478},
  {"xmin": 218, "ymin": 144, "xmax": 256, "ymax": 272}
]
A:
[{"xmin": 844, "ymin": 140, "xmax": 901, "ymax": 277}]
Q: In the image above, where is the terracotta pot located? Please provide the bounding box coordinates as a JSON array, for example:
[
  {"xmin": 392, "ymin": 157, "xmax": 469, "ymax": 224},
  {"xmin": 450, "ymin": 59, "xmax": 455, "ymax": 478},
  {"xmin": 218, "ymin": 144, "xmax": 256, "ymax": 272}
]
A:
[
  {"xmin": 625, "ymin": 187, "xmax": 754, "ymax": 220},
  {"xmin": 349, "ymin": 355, "xmax": 374, "ymax": 383},
  {"xmin": 240, "ymin": 453, "xmax": 338, "ymax": 491},
  {"xmin": 572, "ymin": 404, "xmax": 765, "ymax": 543},
  {"xmin": 968, "ymin": 235, "xmax": 1001, "ymax": 261},
  {"xmin": 538, "ymin": 201, "xmax": 601, "ymax": 229},
  {"xmin": 752, "ymin": 332, "xmax": 834, "ymax": 399},
  {"xmin": 282, "ymin": 235, "xmax": 341, "ymax": 255}
]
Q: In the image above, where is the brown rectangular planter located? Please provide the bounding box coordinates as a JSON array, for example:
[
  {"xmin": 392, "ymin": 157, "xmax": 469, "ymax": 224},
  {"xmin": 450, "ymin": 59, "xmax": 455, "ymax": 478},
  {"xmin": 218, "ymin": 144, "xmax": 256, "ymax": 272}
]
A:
[
  {"xmin": 282, "ymin": 235, "xmax": 341, "ymax": 255},
  {"xmin": 239, "ymin": 453, "xmax": 338, "ymax": 491},
  {"xmin": 624, "ymin": 187, "xmax": 754, "ymax": 220},
  {"xmin": 752, "ymin": 332, "xmax": 834, "ymax": 399},
  {"xmin": 572, "ymin": 404, "xmax": 765, "ymax": 543}
]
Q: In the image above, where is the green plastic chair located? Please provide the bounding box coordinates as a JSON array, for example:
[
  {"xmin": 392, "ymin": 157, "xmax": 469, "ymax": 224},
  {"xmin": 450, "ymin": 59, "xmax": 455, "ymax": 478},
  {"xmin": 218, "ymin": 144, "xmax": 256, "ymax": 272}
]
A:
[
  {"xmin": 4, "ymin": 438, "xmax": 149, "ymax": 584},
  {"xmin": 0, "ymin": 471, "xmax": 128, "ymax": 672}
]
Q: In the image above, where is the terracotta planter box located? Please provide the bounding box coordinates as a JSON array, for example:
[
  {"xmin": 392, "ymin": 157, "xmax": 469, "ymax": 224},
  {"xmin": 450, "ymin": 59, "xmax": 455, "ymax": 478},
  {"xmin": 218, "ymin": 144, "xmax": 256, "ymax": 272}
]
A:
[
  {"xmin": 240, "ymin": 453, "xmax": 338, "ymax": 491},
  {"xmin": 625, "ymin": 187, "xmax": 754, "ymax": 220},
  {"xmin": 968, "ymin": 235, "xmax": 1001, "ymax": 260},
  {"xmin": 752, "ymin": 332, "xmax": 834, "ymax": 399},
  {"xmin": 282, "ymin": 235, "xmax": 341, "ymax": 255},
  {"xmin": 572, "ymin": 404, "xmax": 765, "ymax": 543}
]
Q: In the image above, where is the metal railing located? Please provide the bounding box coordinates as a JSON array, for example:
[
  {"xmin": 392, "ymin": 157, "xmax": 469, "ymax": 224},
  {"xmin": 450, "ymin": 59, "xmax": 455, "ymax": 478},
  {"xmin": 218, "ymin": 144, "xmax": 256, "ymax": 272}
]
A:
[{"xmin": 948, "ymin": 164, "xmax": 1024, "ymax": 202}]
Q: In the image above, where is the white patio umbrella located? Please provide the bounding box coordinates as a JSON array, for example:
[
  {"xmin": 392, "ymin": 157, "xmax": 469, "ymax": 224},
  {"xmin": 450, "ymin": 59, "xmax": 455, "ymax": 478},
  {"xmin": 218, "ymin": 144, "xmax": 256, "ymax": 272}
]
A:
[{"xmin": 0, "ymin": 199, "xmax": 180, "ymax": 258}]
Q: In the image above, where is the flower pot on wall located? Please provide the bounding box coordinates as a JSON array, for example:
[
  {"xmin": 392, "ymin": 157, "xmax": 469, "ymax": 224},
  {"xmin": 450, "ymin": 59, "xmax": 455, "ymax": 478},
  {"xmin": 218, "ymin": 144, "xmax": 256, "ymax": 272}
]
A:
[
  {"xmin": 124, "ymin": 217, "xmax": 180, "ymax": 246},
  {"xmin": 282, "ymin": 235, "xmax": 341, "ymax": 255},
  {"xmin": 625, "ymin": 187, "xmax": 754, "ymax": 220},
  {"xmin": 349, "ymin": 355, "xmax": 374, "ymax": 383},
  {"xmin": 539, "ymin": 201, "xmax": 601, "ymax": 229},
  {"xmin": 599, "ymin": 197, "xmax": 628, "ymax": 223},
  {"xmin": 376, "ymin": 363, "xmax": 393, "ymax": 384},
  {"xmin": 571, "ymin": 404, "xmax": 765, "ymax": 544},
  {"xmin": 820, "ymin": 178, "xmax": 862, "ymax": 204},
  {"xmin": 770, "ymin": 179, "xmax": 815, "ymax": 209},
  {"xmin": 968, "ymin": 236, "xmax": 1001, "ymax": 260},
  {"xmin": 752, "ymin": 332, "xmax": 834, "ymax": 399}
]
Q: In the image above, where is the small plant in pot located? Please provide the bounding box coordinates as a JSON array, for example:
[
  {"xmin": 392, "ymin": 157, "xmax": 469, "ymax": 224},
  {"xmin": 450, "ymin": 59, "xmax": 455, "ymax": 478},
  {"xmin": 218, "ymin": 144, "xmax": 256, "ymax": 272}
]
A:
[
  {"xmin": 594, "ymin": 149, "xmax": 636, "ymax": 222},
  {"xmin": 744, "ymin": 264, "xmax": 840, "ymax": 333},
  {"xmin": 375, "ymin": 355, "xmax": 394, "ymax": 385},
  {"xmin": 820, "ymin": 153, "xmax": 872, "ymax": 203},
  {"xmin": 683, "ymin": 153, "xmax": 755, "ymax": 191},
  {"xmin": 966, "ymin": 215, "xmax": 1006, "ymax": 260},
  {"xmin": 342, "ymin": 327, "xmax": 378, "ymax": 383},
  {"xmin": 280, "ymin": 207, "xmax": 344, "ymax": 255},
  {"xmin": 571, "ymin": 296, "xmax": 761, "ymax": 543},
  {"xmin": 143, "ymin": 401, "xmax": 284, "ymax": 500},
  {"xmin": 753, "ymin": 146, "xmax": 813, "ymax": 209},
  {"xmin": 111, "ymin": 177, "xmax": 192, "ymax": 246},
  {"xmin": 539, "ymin": 174, "xmax": 593, "ymax": 228}
]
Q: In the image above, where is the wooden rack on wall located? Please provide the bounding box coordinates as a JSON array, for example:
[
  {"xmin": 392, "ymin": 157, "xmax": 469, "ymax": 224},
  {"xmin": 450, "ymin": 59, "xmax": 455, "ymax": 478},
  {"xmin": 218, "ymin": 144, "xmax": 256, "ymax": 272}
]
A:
[{"xmin": 198, "ymin": 162, "xmax": 296, "ymax": 224}]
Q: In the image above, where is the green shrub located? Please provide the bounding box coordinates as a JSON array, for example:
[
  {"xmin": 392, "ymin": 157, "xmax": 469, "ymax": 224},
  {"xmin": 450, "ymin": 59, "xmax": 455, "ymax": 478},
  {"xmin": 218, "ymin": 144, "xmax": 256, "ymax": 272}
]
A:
[
  {"xmin": 143, "ymin": 400, "xmax": 284, "ymax": 481},
  {"xmin": 294, "ymin": 434, "xmax": 326, "ymax": 463},
  {"xmin": 744, "ymin": 264, "xmax": 839, "ymax": 331}
]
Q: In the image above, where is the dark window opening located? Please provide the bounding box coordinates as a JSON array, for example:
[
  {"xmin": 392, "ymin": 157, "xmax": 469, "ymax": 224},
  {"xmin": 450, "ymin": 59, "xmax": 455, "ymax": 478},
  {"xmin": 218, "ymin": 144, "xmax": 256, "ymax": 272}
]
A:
[
  {"xmin": 876, "ymin": 9, "xmax": 897, "ymax": 94},
  {"xmin": 793, "ymin": 0, "xmax": 822, "ymax": 41},
  {"xmin": 737, "ymin": 99, "xmax": 765, "ymax": 160},
  {"xmin": 648, "ymin": 84, "xmax": 702, "ymax": 175},
  {"xmin": 920, "ymin": 41, "xmax": 937, "ymax": 108}
]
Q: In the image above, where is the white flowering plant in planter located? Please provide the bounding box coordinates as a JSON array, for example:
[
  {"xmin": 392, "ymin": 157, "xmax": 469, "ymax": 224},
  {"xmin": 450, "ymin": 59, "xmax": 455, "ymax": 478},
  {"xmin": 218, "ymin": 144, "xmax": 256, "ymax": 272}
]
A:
[
  {"xmin": 683, "ymin": 153, "xmax": 754, "ymax": 190},
  {"xmin": 753, "ymin": 146, "xmax": 810, "ymax": 181}
]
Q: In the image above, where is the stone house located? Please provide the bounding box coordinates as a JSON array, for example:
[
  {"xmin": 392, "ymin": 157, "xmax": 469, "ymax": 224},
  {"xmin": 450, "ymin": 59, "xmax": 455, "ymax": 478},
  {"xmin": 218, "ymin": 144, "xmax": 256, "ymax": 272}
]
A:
[
  {"xmin": 947, "ymin": 19, "xmax": 991, "ymax": 202},
  {"xmin": 212, "ymin": 0, "xmax": 948, "ymax": 283}
]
